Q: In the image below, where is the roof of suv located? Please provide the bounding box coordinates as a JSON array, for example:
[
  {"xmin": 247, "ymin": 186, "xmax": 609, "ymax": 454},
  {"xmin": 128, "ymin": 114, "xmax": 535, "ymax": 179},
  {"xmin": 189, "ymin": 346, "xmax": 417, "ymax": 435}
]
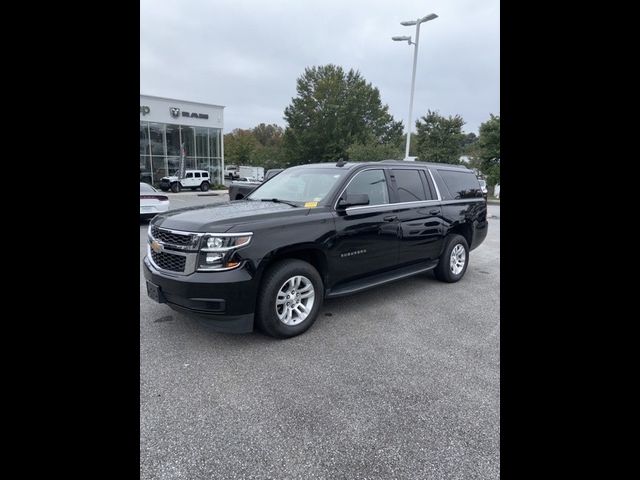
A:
[{"xmin": 294, "ymin": 160, "xmax": 472, "ymax": 171}]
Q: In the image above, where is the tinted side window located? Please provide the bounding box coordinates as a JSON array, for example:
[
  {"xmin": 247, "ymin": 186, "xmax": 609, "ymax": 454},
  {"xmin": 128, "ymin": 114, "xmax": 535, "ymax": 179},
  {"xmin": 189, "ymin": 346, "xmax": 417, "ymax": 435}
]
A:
[
  {"xmin": 438, "ymin": 170, "xmax": 482, "ymax": 199},
  {"xmin": 186, "ymin": 172, "xmax": 193, "ymax": 178},
  {"xmin": 344, "ymin": 169, "xmax": 389, "ymax": 206},
  {"xmin": 391, "ymin": 169, "xmax": 428, "ymax": 202},
  {"xmin": 202, "ymin": 172, "xmax": 208, "ymax": 177},
  {"xmin": 194, "ymin": 172, "xmax": 201, "ymax": 178}
]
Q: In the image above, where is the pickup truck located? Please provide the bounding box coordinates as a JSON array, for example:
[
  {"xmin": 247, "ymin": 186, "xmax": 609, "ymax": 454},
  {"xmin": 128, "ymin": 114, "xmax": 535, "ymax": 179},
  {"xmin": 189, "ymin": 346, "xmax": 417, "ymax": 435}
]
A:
[{"xmin": 228, "ymin": 168, "xmax": 283, "ymax": 200}]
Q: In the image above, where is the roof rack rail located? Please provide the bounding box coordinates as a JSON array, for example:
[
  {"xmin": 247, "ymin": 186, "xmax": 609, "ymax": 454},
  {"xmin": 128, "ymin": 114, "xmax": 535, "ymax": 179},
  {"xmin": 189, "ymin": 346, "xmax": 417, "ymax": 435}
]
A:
[{"xmin": 377, "ymin": 159, "xmax": 470, "ymax": 169}]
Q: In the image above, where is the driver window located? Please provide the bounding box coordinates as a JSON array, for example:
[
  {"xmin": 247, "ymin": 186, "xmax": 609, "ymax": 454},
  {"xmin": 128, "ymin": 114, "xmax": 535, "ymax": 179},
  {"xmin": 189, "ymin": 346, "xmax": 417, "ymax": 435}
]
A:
[
  {"xmin": 344, "ymin": 169, "xmax": 389, "ymax": 206},
  {"xmin": 186, "ymin": 172, "xmax": 193, "ymax": 178}
]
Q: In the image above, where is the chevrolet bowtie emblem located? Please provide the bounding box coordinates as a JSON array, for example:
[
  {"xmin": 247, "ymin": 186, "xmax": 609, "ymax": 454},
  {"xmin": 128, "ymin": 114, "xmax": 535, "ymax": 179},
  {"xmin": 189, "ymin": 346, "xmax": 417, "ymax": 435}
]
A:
[{"xmin": 150, "ymin": 240, "xmax": 163, "ymax": 253}]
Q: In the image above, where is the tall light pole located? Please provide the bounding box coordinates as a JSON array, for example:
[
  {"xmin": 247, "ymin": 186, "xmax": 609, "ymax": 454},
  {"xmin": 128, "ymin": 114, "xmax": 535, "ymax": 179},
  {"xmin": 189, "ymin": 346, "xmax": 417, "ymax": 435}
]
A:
[{"xmin": 393, "ymin": 13, "xmax": 438, "ymax": 160}]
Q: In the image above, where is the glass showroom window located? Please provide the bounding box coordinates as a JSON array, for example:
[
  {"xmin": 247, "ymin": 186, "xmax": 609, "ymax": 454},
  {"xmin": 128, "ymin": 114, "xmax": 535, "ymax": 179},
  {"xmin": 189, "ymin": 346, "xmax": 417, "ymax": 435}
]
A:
[
  {"xmin": 208, "ymin": 129, "xmax": 221, "ymax": 158},
  {"xmin": 166, "ymin": 124, "xmax": 181, "ymax": 157},
  {"xmin": 151, "ymin": 156, "xmax": 167, "ymax": 186},
  {"xmin": 211, "ymin": 158, "xmax": 223, "ymax": 184},
  {"xmin": 167, "ymin": 156, "xmax": 180, "ymax": 176},
  {"xmin": 148, "ymin": 123, "xmax": 166, "ymax": 156},
  {"xmin": 197, "ymin": 158, "xmax": 210, "ymax": 172},
  {"xmin": 195, "ymin": 127, "xmax": 209, "ymax": 157},
  {"xmin": 140, "ymin": 123, "xmax": 150, "ymax": 154},
  {"xmin": 140, "ymin": 155, "xmax": 152, "ymax": 184},
  {"xmin": 180, "ymin": 126, "xmax": 195, "ymax": 157}
]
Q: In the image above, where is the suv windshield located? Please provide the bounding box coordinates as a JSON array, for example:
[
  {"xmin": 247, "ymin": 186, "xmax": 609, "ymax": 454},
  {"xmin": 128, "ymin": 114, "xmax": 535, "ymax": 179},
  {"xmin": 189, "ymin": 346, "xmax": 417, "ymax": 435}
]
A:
[{"xmin": 248, "ymin": 167, "xmax": 347, "ymax": 204}]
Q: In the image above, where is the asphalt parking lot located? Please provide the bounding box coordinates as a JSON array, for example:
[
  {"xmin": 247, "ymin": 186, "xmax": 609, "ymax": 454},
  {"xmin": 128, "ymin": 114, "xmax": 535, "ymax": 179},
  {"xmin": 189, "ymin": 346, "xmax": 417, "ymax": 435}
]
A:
[{"xmin": 140, "ymin": 193, "xmax": 500, "ymax": 479}]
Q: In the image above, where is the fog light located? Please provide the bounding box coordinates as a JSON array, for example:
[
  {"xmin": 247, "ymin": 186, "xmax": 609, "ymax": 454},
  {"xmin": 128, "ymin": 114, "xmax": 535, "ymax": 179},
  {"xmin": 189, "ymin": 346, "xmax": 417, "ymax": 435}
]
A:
[{"xmin": 206, "ymin": 254, "xmax": 223, "ymax": 264}]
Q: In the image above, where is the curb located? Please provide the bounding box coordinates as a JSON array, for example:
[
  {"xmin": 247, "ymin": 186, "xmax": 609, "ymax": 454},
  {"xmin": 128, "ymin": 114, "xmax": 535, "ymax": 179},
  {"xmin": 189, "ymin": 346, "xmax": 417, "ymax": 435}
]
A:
[{"xmin": 162, "ymin": 190, "xmax": 229, "ymax": 196}]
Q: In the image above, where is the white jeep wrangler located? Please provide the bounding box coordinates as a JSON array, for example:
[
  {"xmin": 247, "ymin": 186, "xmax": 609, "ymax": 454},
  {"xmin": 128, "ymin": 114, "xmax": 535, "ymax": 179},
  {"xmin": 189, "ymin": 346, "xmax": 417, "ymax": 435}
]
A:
[{"xmin": 159, "ymin": 169, "xmax": 211, "ymax": 193}]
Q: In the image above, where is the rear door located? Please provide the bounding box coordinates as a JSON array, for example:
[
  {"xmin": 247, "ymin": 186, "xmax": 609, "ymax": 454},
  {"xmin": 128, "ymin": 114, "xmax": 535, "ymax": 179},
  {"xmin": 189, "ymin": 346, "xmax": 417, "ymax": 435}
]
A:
[
  {"xmin": 330, "ymin": 168, "xmax": 399, "ymax": 285},
  {"xmin": 389, "ymin": 168, "xmax": 445, "ymax": 266}
]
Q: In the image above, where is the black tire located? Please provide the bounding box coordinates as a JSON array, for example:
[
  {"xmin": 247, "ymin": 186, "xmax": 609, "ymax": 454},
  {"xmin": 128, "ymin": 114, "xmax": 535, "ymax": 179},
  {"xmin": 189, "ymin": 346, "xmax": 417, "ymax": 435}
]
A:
[
  {"xmin": 434, "ymin": 234, "xmax": 470, "ymax": 283},
  {"xmin": 200, "ymin": 182, "xmax": 210, "ymax": 191},
  {"xmin": 256, "ymin": 259, "xmax": 324, "ymax": 338},
  {"xmin": 159, "ymin": 187, "xmax": 169, "ymax": 192},
  {"xmin": 171, "ymin": 182, "xmax": 181, "ymax": 193}
]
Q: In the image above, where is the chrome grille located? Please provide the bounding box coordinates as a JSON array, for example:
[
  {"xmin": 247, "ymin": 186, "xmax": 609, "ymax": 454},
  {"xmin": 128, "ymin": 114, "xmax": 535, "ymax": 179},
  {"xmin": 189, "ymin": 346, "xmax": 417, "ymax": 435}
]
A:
[
  {"xmin": 151, "ymin": 250, "xmax": 186, "ymax": 272},
  {"xmin": 151, "ymin": 225, "xmax": 196, "ymax": 246}
]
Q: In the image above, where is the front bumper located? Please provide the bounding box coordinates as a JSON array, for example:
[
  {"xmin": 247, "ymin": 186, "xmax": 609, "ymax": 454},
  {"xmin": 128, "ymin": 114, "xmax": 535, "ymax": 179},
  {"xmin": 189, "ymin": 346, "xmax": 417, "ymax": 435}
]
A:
[{"xmin": 143, "ymin": 256, "xmax": 258, "ymax": 333}]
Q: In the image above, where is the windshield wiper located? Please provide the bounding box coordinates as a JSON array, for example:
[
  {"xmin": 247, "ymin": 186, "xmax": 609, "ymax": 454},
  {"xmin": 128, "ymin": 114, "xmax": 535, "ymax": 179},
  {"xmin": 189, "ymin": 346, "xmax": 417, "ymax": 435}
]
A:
[{"xmin": 259, "ymin": 198, "xmax": 300, "ymax": 208}]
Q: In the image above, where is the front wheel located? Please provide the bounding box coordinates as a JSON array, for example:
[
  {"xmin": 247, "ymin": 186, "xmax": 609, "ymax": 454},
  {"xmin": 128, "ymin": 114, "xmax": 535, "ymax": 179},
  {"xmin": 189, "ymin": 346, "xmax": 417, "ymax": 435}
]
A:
[
  {"xmin": 434, "ymin": 234, "xmax": 469, "ymax": 283},
  {"xmin": 171, "ymin": 182, "xmax": 181, "ymax": 193},
  {"xmin": 200, "ymin": 182, "xmax": 210, "ymax": 191},
  {"xmin": 256, "ymin": 259, "xmax": 324, "ymax": 338}
]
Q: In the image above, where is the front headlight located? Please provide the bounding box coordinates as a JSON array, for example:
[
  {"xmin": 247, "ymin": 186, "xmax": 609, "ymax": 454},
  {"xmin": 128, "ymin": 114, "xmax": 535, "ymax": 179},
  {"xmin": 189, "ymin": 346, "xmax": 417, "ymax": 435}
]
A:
[
  {"xmin": 202, "ymin": 234, "xmax": 252, "ymax": 251},
  {"xmin": 197, "ymin": 233, "xmax": 252, "ymax": 271}
]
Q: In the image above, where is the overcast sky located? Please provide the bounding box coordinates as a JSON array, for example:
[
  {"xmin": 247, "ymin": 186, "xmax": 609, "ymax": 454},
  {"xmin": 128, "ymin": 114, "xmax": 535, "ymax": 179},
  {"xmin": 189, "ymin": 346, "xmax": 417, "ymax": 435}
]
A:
[{"xmin": 140, "ymin": 0, "xmax": 499, "ymax": 135}]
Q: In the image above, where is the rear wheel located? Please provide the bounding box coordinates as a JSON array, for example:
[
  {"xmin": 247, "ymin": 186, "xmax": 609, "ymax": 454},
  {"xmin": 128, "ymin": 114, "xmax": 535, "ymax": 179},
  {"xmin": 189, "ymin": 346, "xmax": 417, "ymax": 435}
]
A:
[
  {"xmin": 256, "ymin": 260, "xmax": 323, "ymax": 338},
  {"xmin": 171, "ymin": 182, "xmax": 181, "ymax": 193},
  {"xmin": 434, "ymin": 234, "xmax": 469, "ymax": 283},
  {"xmin": 200, "ymin": 181, "xmax": 210, "ymax": 191}
]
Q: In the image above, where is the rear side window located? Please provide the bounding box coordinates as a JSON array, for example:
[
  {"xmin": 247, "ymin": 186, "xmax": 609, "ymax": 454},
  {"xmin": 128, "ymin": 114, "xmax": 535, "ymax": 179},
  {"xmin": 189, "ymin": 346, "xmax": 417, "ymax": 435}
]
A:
[
  {"xmin": 438, "ymin": 170, "xmax": 483, "ymax": 199},
  {"xmin": 344, "ymin": 169, "xmax": 389, "ymax": 206},
  {"xmin": 391, "ymin": 169, "xmax": 429, "ymax": 202},
  {"xmin": 194, "ymin": 172, "xmax": 201, "ymax": 178}
]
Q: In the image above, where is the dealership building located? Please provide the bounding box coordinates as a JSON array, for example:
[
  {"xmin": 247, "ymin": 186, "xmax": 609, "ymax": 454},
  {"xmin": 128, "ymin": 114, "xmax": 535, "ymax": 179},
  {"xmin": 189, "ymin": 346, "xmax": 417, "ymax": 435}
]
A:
[{"xmin": 140, "ymin": 95, "xmax": 225, "ymax": 186}]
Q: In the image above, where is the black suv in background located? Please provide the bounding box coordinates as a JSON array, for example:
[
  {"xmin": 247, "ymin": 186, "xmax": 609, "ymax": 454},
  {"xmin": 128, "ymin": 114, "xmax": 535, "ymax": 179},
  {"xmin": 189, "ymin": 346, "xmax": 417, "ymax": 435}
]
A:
[
  {"xmin": 144, "ymin": 160, "xmax": 488, "ymax": 338},
  {"xmin": 228, "ymin": 168, "xmax": 284, "ymax": 200}
]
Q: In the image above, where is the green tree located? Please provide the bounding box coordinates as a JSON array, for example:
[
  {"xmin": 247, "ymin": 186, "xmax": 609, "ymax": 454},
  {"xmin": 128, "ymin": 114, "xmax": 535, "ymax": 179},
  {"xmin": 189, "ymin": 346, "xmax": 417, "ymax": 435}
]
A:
[
  {"xmin": 414, "ymin": 110, "xmax": 466, "ymax": 164},
  {"xmin": 478, "ymin": 114, "xmax": 500, "ymax": 185},
  {"xmin": 347, "ymin": 134, "xmax": 403, "ymax": 162},
  {"xmin": 283, "ymin": 64, "xmax": 403, "ymax": 164},
  {"xmin": 252, "ymin": 145, "xmax": 288, "ymax": 170},
  {"xmin": 224, "ymin": 129, "xmax": 259, "ymax": 166},
  {"xmin": 252, "ymin": 123, "xmax": 284, "ymax": 147}
]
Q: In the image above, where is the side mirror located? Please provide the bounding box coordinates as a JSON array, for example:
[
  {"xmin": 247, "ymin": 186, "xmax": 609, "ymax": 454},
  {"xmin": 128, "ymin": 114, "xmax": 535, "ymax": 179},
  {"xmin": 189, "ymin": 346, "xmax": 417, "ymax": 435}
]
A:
[{"xmin": 337, "ymin": 193, "xmax": 370, "ymax": 209}]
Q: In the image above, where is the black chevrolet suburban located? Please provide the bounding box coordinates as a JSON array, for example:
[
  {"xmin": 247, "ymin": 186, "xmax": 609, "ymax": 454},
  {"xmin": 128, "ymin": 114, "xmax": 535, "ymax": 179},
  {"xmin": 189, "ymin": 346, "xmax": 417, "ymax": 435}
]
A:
[{"xmin": 144, "ymin": 160, "xmax": 488, "ymax": 338}]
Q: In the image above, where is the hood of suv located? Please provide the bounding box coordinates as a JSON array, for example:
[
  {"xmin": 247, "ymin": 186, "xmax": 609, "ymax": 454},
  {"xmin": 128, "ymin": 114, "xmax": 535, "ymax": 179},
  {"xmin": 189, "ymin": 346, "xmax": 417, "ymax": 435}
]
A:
[{"xmin": 151, "ymin": 199, "xmax": 307, "ymax": 232}]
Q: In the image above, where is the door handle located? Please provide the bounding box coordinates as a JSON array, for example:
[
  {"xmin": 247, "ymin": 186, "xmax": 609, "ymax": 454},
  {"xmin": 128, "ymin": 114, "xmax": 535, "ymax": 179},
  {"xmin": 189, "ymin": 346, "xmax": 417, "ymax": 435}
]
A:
[
  {"xmin": 383, "ymin": 215, "xmax": 398, "ymax": 222},
  {"xmin": 429, "ymin": 209, "xmax": 440, "ymax": 215}
]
